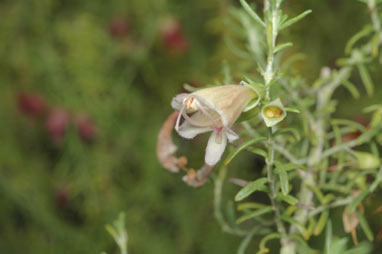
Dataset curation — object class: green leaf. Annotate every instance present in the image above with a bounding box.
[247,147,268,158]
[314,210,329,236]
[224,137,266,166]
[276,193,298,205]
[266,21,273,53]
[235,178,268,201]
[183,83,199,92]
[222,60,232,84]
[238,231,256,254]
[325,219,333,254]
[348,189,369,213]
[237,202,267,211]
[258,233,280,254]
[371,34,379,57]
[305,217,317,240]
[280,215,306,234]
[280,10,312,30]
[307,184,325,204]
[274,161,305,172]
[240,0,265,27]
[345,25,374,54]
[274,128,301,141]
[357,64,374,97]
[356,210,374,242]
[278,166,289,195]
[273,42,293,54]
[331,118,366,132]
[342,80,360,99]
[362,104,382,113]
[285,107,301,113]
[236,206,273,224]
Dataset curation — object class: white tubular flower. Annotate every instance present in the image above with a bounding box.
[171,85,257,166]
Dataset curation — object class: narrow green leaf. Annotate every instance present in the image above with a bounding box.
[278,167,289,195]
[266,21,273,53]
[225,137,266,166]
[280,215,306,234]
[276,193,298,205]
[237,202,267,211]
[238,231,256,254]
[305,217,317,240]
[280,10,312,30]
[348,189,369,213]
[342,80,360,99]
[273,42,293,54]
[331,118,366,132]
[356,210,374,241]
[371,33,379,57]
[105,225,118,240]
[285,107,301,113]
[256,249,270,254]
[314,210,329,235]
[235,178,268,201]
[357,64,374,97]
[258,233,280,253]
[274,162,305,172]
[362,104,382,113]
[325,219,333,254]
[323,194,335,204]
[222,60,232,84]
[183,83,199,92]
[240,0,265,27]
[274,128,301,141]
[247,147,268,158]
[345,25,374,54]
[307,184,325,204]
[236,206,273,224]
[283,205,298,216]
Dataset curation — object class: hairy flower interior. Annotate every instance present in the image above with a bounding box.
[175,95,222,132]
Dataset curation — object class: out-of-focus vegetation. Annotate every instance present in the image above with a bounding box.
[0,0,381,253]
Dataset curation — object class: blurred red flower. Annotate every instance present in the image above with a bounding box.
[45,109,70,144]
[161,19,188,54]
[76,115,96,142]
[17,92,45,118]
[109,17,130,38]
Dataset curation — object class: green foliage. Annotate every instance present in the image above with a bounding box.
[0,0,382,254]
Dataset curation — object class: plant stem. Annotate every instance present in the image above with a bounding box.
[262,1,295,253]
[264,0,280,99]
[266,128,291,253]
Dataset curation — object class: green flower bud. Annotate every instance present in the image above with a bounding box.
[261,98,287,127]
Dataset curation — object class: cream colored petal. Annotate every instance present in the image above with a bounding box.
[225,128,239,142]
[205,131,227,166]
[177,120,211,139]
[171,93,189,111]
[193,85,256,127]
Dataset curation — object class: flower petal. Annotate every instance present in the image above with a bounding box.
[177,120,211,139]
[225,128,239,142]
[171,93,189,111]
[205,131,227,166]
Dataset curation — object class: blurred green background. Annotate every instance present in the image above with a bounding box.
[0,0,381,253]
